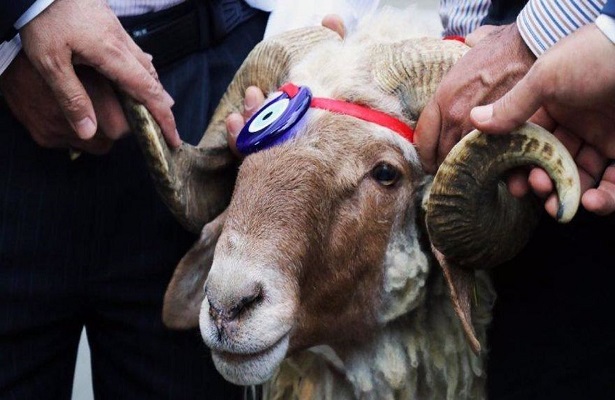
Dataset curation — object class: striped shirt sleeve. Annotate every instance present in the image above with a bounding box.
[517,0,606,56]
[440,0,492,37]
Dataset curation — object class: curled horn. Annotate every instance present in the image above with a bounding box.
[427,124,580,354]
[120,27,341,233]
[371,38,581,353]
[370,37,468,123]
[426,124,580,269]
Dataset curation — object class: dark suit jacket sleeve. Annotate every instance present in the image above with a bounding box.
[603,0,615,19]
[481,0,528,26]
[0,0,38,41]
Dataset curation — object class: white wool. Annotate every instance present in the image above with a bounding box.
[264,272,495,400]
[253,7,495,400]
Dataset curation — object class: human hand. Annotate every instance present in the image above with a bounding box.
[225,15,345,157]
[18,0,180,147]
[471,24,615,215]
[0,53,130,154]
[226,86,265,157]
[415,23,536,173]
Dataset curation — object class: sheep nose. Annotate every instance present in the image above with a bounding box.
[207,283,262,326]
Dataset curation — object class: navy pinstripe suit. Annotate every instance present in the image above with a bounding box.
[0,4,267,399]
[482,2,615,399]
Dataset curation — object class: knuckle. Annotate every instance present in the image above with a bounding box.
[102,37,125,61]
[36,53,67,76]
[145,75,163,97]
[60,92,90,115]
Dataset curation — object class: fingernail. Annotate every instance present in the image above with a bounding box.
[163,90,175,107]
[471,105,493,123]
[336,21,345,35]
[244,93,257,112]
[75,117,96,139]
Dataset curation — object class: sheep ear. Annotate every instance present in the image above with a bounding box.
[162,210,228,329]
[431,246,481,355]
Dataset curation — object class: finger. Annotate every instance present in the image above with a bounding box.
[470,68,544,134]
[436,122,463,168]
[528,168,553,198]
[78,67,130,140]
[69,133,114,155]
[575,143,609,186]
[527,108,556,132]
[34,53,97,140]
[243,86,265,120]
[582,164,615,215]
[543,193,560,219]
[321,14,346,38]
[94,89,131,141]
[506,170,530,198]
[415,100,442,174]
[552,127,583,157]
[122,30,159,80]
[80,41,180,147]
[226,113,244,158]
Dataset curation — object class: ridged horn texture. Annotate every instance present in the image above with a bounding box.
[426,123,581,269]
[120,27,341,233]
[370,38,468,122]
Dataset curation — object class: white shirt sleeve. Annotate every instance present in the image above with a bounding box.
[0,0,56,75]
[596,13,615,43]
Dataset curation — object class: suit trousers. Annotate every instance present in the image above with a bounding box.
[0,12,268,399]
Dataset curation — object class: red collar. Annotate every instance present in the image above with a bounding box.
[279,83,415,143]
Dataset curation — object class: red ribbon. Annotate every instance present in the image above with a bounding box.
[279,83,414,143]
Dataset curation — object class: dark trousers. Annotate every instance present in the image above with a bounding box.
[481,1,615,398]
[0,12,267,399]
[487,210,615,399]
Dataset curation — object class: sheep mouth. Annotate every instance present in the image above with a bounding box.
[211,333,290,385]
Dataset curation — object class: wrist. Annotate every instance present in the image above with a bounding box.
[507,22,536,66]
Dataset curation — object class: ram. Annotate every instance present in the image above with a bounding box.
[122,9,580,399]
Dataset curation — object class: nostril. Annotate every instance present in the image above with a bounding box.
[227,285,262,320]
[208,298,221,321]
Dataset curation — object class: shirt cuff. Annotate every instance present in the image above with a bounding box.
[15,0,56,29]
[0,0,56,75]
[0,34,22,75]
[517,0,605,57]
[596,13,615,43]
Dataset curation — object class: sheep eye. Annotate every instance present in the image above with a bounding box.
[371,163,400,186]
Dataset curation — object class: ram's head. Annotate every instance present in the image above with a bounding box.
[122,24,579,385]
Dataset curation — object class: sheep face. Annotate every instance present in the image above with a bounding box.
[199,111,428,385]
[121,17,581,392]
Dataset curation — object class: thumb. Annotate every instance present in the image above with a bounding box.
[38,57,97,140]
[470,70,544,134]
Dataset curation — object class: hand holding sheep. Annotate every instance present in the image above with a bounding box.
[416,22,615,216]
[471,24,615,216]
[0,0,179,154]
